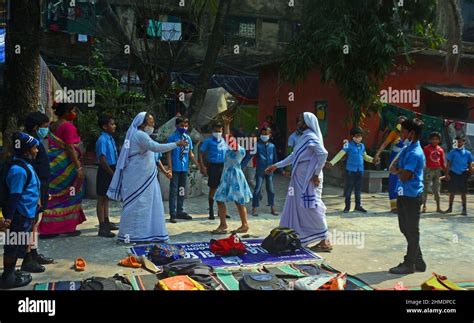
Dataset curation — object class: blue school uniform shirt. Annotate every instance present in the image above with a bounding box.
[343,140,366,172]
[396,141,425,198]
[200,136,226,164]
[167,131,193,172]
[242,141,279,176]
[6,158,41,219]
[96,132,118,166]
[447,147,473,175]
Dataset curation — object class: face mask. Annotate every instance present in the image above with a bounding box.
[65,112,77,121]
[37,127,49,140]
[260,135,270,142]
[213,132,222,140]
[144,126,154,135]
[177,127,188,135]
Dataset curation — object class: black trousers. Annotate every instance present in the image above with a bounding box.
[397,196,423,265]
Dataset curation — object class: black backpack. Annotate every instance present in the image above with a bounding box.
[239,273,287,291]
[261,227,301,253]
[0,158,32,208]
[162,258,214,287]
[79,276,132,291]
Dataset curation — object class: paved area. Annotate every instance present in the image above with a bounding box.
[2,175,473,290]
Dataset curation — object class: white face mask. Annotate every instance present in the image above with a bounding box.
[144,126,154,135]
[353,137,362,144]
[213,132,222,140]
[260,135,270,142]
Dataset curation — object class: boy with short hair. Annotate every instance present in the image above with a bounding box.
[242,127,282,217]
[167,117,200,223]
[23,112,54,267]
[445,136,473,216]
[1,133,42,288]
[326,127,379,213]
[199,122,227,220]
[95,115,119,237]
[389,118,426,275]
[422,132,447,213]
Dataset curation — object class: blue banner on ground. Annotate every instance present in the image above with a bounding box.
[131,239,322,268]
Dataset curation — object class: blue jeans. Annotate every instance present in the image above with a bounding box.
[169,171,187,217]
[252,174,275,208]
[344,170,363,208]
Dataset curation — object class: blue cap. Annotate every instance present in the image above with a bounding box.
[12,132,40,154]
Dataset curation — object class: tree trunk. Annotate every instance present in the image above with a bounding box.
[2,0,41,158]
[189,0,232,128]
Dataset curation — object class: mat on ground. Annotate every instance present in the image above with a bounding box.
[130,239,322,268]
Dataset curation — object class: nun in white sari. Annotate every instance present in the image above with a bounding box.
[266,112,332,251]
[108,112,187,243]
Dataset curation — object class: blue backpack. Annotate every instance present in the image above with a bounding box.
[147,243,186,265]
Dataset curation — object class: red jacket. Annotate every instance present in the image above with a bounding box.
[423,144,446,170]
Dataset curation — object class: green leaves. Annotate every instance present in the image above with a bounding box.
[281,0,438,125]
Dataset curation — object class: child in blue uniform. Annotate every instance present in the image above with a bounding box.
[445,136,473,216]
[1,133,41,289]
[326,127,379,213]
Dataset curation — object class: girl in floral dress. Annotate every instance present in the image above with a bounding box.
[212,116,252,234]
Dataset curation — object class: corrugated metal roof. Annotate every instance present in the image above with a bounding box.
[422,84,474,98]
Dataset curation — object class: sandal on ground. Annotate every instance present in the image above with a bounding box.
[271,211,279,216]
[310,242,333,253]
[74,258,86,271]
[211,228,228,235]
[231,227,249,234]
[118,256,142,268]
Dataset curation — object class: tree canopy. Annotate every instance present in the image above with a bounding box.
[281,0,443,125]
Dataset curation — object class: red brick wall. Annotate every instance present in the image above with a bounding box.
[258,54,474,155]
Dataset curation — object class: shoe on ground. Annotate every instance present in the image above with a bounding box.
[444,208,453,214]
[67,230,81,237]
[252,213,259,217]
[354,206,367,213]
[98,229,116,238]
[389,262,415,275]
[226,215,231,219]
[21,260,45,273]
[0,271,32,289]
[108,223,119,231]
[208,214,215,220]
[170,217,178,223]
[39,234,60,240]
[416,259,427,272]
[177,213,193,220]
[34,254,54,265]
[461,209,467,216]
[343,207,350,213]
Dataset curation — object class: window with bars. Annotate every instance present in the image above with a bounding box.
[224,16,256,47]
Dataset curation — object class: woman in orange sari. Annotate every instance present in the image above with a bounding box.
[38,103,86,238]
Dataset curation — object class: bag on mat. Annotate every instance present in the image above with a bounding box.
[210,234,247,256]
[294,272,347,291]
[261,227,301,253]
[421,272,466,291]
[156,275,206,291]
[162,258,214,287]
[147,243,185,265]
[79,276,132,291]
[239,273,287,291]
